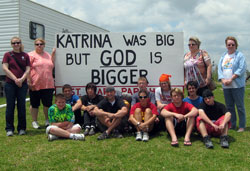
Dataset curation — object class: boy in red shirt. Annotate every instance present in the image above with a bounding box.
[161,88,198,147]
[129,89,158,142]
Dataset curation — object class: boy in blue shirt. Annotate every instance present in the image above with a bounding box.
[183,81,203,108]
[63,84,83,127]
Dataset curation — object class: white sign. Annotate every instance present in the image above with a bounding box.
[55,32,184,96]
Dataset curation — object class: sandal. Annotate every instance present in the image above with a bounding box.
[171,140,179,147]
[184,141,192,146]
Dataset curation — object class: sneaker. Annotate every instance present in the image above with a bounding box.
[89,127,95,136]
[97,131,109,140]
[142,132,149,142]
[45,120,50,127]
[84,128,90,136]
[112,129,123,138]
[220,135,229,148]
[18,130,26,135]
[203,135,213,149]
[48,134,58,141]
[6,131,14,136]
[72,134,85,141]
[135,131,142,141]
[32,121,40,129]
[237,128,244,132]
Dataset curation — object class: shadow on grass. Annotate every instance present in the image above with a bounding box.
[26,128,46,136]
[244,126,250,132]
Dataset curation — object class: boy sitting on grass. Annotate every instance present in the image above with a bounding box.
[197,89,231,149]
[46,93,84,141]
[129,89,158,142]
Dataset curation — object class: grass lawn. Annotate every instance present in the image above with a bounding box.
[0,85,250,170]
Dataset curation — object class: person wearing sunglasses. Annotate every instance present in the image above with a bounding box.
[161,88,198,147]
[2,37,30,136]
[131,77,156,106]
[197,89,231,149]
[184,37,212,96]
[28,38,56,129]
[218,36,246,133]
[129,89,158,141]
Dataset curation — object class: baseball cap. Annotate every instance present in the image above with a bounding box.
[105,86,115,92]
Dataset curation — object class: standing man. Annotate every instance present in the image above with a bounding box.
[131,77,155,106]
[161,88,198,147]
[197,89,231,149]
[62,84,83,126]
[93,86,128,140]
[81,82,104,136]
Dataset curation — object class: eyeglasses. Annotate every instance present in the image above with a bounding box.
[11,42,21,45]
[35,43,44,46]
[139,96,148,99]
[227,44,235,47]
[188,43,196,47]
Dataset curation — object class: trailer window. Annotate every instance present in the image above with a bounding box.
[29,21,45,40]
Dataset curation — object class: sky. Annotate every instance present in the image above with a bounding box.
[32,0,250,68]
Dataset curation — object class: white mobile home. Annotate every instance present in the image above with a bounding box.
[0,0,108,76]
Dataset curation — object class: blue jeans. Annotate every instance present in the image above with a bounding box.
[4,82,28,132]
[223,87,246,129]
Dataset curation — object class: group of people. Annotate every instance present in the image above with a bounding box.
[2,35,246,149]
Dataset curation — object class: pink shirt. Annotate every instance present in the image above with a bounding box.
[28,50,54,90]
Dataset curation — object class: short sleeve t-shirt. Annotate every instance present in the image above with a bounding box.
[81,94,104,106]
[48,104,74,123]
[97,96,125,113]
[155,87,172,104]
[183,96,203,109]
[222,53,237,88]
[66,94,79,106]
[199,101,228,121]
[28,50,54,90]
[130,101,158,116]
[164,102,194,115]
[2,51,30,84]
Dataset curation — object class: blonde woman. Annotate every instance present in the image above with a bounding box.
[2,37,30,136]
[184,37,212,96]
[28,38,56,129]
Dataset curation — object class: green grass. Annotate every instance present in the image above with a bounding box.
[0,85,250,170]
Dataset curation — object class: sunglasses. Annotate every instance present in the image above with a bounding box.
[188,43,196,47]
[35,43,44,46]
[139,95,148,99]
[227,44,235,47]
[11,42,21,45]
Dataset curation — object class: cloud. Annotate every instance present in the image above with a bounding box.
[32,0,250,67]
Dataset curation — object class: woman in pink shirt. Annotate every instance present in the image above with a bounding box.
[28,38,55,129]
